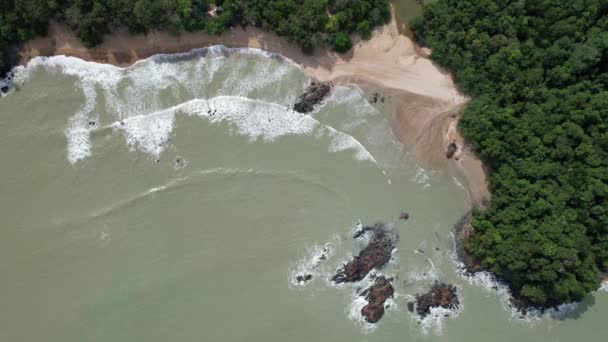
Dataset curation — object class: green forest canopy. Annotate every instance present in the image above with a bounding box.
[0,0,390,75]
[414,0,608,306]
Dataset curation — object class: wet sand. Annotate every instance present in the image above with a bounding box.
[18,13,489,206]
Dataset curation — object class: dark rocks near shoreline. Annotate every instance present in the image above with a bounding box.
[333,224,397,283]
[409,282,460,317]
[293,82,331,113]
[452,211,558,315]
[446,141,458,159]
[0,85,9,94]
[369,92,387,104]
[399,211,410,220]
[360,276,394,323]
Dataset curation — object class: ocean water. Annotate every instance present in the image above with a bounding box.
[1,48,607,341]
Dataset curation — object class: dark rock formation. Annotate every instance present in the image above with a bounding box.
[399,212,410,220]
[446,141,458,159]
[370,92,380,103]
[296,274,313,284]
[409,282,460,317]
[353,225,373,239]
[360,276,394,323]
[0,85,8,94]
[333,225,397,283]
[293,82,331,113]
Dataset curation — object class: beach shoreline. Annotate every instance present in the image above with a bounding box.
[16,12,489,206]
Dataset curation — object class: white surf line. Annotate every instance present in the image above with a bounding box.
[11,51,396,186]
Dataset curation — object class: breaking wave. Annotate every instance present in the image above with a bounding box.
[10,47,377,165]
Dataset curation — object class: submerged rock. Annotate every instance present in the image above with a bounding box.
[410,282,460,317]
[293,82,331,113]
[296,274,313,284]
[333,224,397,283]
[360,276,394,323]
[399,212,410,220]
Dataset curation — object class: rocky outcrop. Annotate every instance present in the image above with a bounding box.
[333,225,396,283]
[295,274,313,284]
[409,282,460,317]
[293,82,331,113]
[360,276,394,323]
[446,141,458,159]
[399,212,410,220]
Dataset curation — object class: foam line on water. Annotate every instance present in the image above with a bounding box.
[93,166,330,219]
[289,234,341,288]
[107,96,377,164]
[12,52,378,165]
[416,304,463,335]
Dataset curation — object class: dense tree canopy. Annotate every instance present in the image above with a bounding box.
[0,0,390,75]
[414,0,608,306]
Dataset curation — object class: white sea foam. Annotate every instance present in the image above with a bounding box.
[412,165,431,186]
[407,260,440,282]
[347,292,378,333]
[12,49,376,165]
[15,56,124,162]
[112,106,176,157]
[600,280,608,292]
[289,235,340,288]
[417,304,462,335]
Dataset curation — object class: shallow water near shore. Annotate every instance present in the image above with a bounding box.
[1,49,607,341]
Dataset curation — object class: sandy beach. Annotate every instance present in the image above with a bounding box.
[18,14,489,206]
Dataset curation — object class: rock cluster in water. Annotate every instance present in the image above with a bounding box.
[293,82,331,113]
[333,224,396,283]
[408,282,460,317]
[360,276,394,323]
